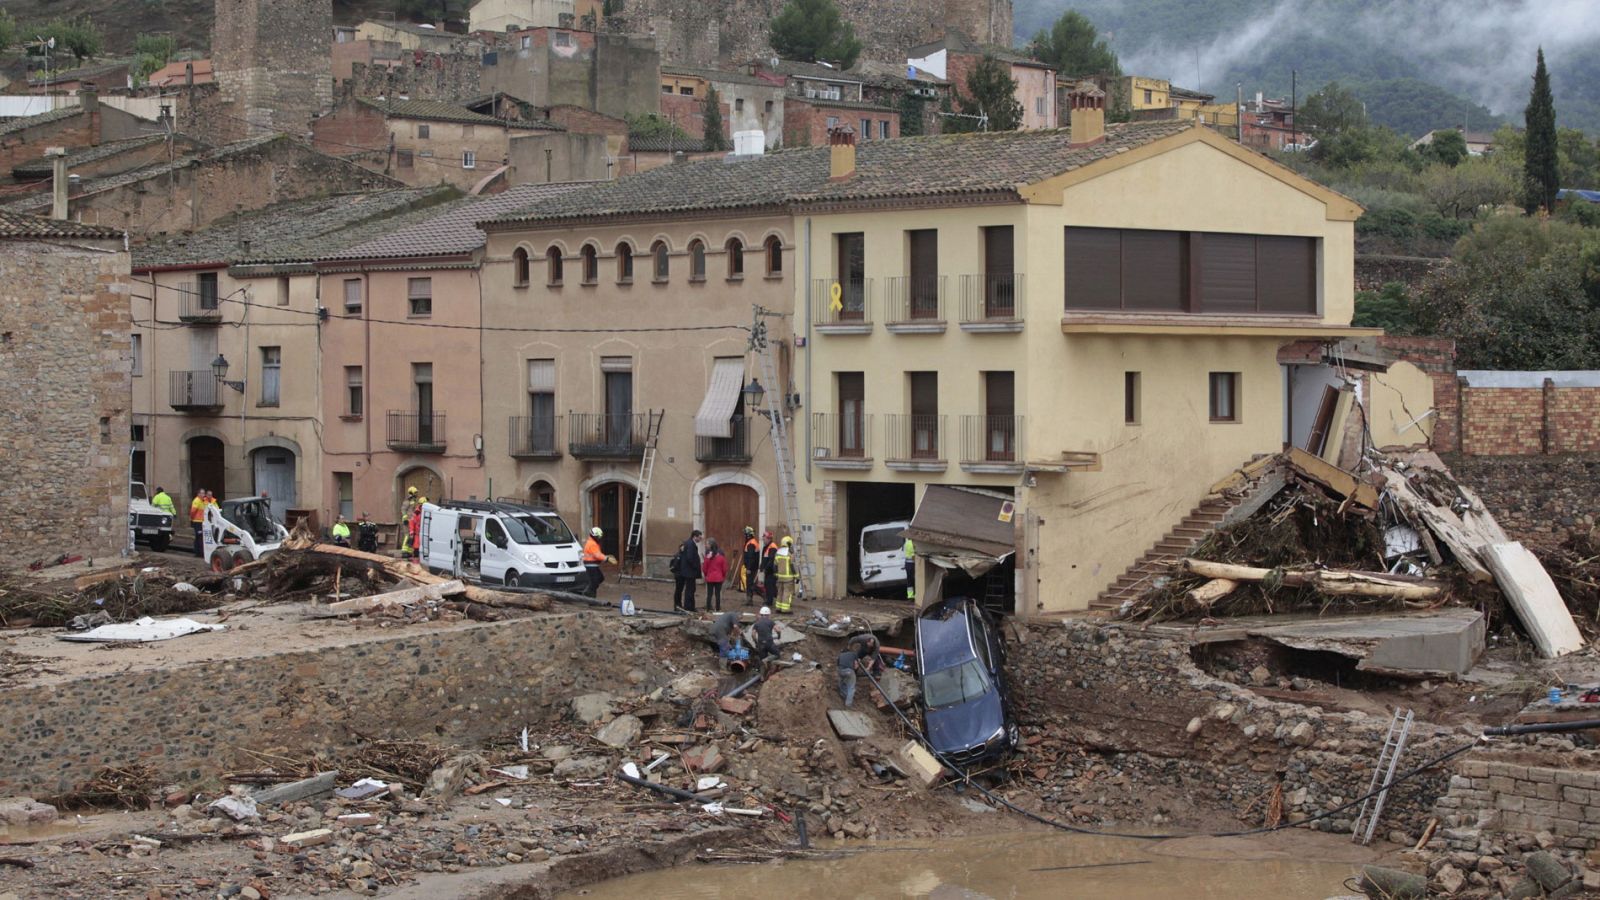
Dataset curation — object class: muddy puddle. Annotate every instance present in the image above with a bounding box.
[560,830,1377,900]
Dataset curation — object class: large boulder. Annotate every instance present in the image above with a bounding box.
[0,797,56,827]
[569,692,617,724]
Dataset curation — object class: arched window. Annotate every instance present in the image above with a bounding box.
[581,245,598,284]
[513,247,530,287]
[651,240,669,282]
[530,479,556,508]
[726,238,744,280]
[688,239,706,281]
[616,242,634,283]
[764,235,783,276]
[546,247,563,285]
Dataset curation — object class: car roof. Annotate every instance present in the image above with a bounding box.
[917,600,978,667]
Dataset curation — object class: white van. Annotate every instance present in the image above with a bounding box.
[419,500,585,589]
[859,519,912,591]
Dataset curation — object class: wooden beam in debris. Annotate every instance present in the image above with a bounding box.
[1181,559,1444,601]
[1286,447,1379,510]
[322,580,465,615]
[1380,472,1492,582]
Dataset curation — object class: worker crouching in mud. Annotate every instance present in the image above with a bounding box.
[836,632,883,708]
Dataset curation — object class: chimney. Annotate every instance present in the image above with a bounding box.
[46,147,68,220]
[184,61,194,87]
[828,125,856,181]
[1067,85,1106,148]
[79,85,98,115]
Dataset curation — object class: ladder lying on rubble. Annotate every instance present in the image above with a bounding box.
[624,410,664,570]
[751,306,809,601]
[1352,707,1414,845]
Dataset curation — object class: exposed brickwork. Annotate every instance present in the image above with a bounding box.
[0,101,151,177]
[0,236,131,564]
[783,98,899,148]
[1460,387,1542,456]
[1443,454,1600,545]
[541,105,628,135]
[658,92,730,141]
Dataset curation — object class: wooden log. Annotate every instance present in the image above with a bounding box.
[1181,559,1309,585]
[251,771,338,806]
[1186,578,1240,606]
[286,545,550,610]
[324,580,464,614]
[1181,559,1444,600]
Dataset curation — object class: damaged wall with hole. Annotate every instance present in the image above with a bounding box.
[0,611,622,796]
[1013,622,1460,837]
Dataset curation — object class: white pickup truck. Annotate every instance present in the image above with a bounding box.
[128,482,174,552]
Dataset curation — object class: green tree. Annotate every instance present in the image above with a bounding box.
[1557,128,1600,190]
[31,17,103,62]
[0,9,17,52]
[625,113,690,142]
[949,54,1022,133]
[701,85,729,151]
[131,33,175,85]
[1352,282,1417,333]
[897,92,925,137]
[1030,10,1119,77]
[768,0,861,68]
[1419,159,1516,219]
[1424,129,1467,167]
[1299,82,1368,137]
[1523,48,1559,214]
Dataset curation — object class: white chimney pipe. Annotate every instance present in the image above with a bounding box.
[46,147,68,220]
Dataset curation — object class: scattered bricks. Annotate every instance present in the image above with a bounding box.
[716,697,754,716]
[336,813,379,827]
[280,828,334,849]
[1526,850,1573,892]
[681,744,724,774]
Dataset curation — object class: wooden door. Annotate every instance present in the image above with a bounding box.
[1305,385,1341,456]
[188,436,225,499]
[702,483,758,557]
[588,482,636,560]
[400,468,443,515]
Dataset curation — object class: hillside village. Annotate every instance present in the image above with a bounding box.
[1,0,1600,898]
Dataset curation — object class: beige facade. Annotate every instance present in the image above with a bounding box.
[797,126,1370,613]
[479,215,795,574]
[1014,63,1058,130]
[469,0,576,33]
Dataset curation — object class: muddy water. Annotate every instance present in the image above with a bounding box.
[560,831,1372,900]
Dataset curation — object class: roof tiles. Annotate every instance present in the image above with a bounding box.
[327,181,595,262]
[0,209,123,239]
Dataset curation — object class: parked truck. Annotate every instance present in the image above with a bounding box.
[203,496,288,572]
[128,482,174,552]
[418,500,585,589]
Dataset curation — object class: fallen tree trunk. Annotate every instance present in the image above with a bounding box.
[1186,578,1239,606]
[1181,559,1445,601]
[324,580,464,615]
[290,544,550,610]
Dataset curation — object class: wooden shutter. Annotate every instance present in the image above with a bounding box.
[1120,229,1185,311]
[1200,232,1258,312]
[1256,236,1316,314]
[1063,227,1122,309]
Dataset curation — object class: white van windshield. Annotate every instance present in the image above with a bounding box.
[504,514,575,546]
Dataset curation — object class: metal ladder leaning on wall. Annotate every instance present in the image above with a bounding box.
[1352,707,1414,844]
[624,411,664,571]
[751,306,809,601]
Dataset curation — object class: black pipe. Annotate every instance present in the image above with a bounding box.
[724,672,763,699]
[794,809,810,849]
[1483,718,1600,737]
[615,772,702,803]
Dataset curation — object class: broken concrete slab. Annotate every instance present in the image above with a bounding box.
[1483,542,1584,658]
[552,755,609,779]
[0,797,56,826]
[594,714,643,749]
[569,692,617,724]
[1245,609,1487,677]
[250,770,337,806]
[716,696,753,716]
[58,615,226,643]
[280,828,334,849]
[827,709,876,740]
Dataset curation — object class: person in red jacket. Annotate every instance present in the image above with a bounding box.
[702,539,728,612]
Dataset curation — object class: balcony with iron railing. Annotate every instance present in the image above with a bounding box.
[387,411,447,452]
[568,412,648,459]
[884,414,947,471]
[508,415,563,459]
[810,412,873,470]
[695,417,752,464]
[177,281,223,323]
[884,275,947,333]
[811,277,874,334]
[960,414,1025,473]
[169,370,223,413]
[959,273,1025,332]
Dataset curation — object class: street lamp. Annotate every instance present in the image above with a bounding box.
[211,354,245,393]
[742,377,766,415]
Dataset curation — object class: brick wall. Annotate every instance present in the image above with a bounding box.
[783,98,899,147]
[0,237,131,564]
[1457,382,1600,457]
[1377,336,1459,452]
[541,105,627,135]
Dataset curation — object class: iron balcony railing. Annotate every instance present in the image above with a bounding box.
[810,277,873,328]
[169,370,222,411]
[959,273,1025,325]
[508,415,563,458]
[695,416,752,464]
[960,414,1024,465]
[884,413,946,463]
[178,281,222,323]
[568,412,648,458]
[885,275,946,324]
[387,411,446,451]
[811,412,872,460]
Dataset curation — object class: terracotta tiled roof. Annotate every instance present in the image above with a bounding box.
[359,98,560,130]
[0,209,123,239]
[4,134,293,214]
[625,134,715,153]
[326,182,595,261]
[492,120,1197,225]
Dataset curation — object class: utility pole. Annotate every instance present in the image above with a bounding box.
[1290,69,1298,150]
[1236,82,1243,143]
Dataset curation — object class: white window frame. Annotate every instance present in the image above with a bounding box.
[462,149,477,169]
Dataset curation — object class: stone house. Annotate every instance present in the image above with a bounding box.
[312,97,564,191]
[129,188,453,545]
[313,182,591,536]
[783,97,899,147]
[354,20,475,54]
[0,211,132,562]
[662,65,784,148]
[480,27,660,122]
[0,91,154,177]
[476,175,797,574]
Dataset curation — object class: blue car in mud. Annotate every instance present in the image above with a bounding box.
[914,596,1020,766]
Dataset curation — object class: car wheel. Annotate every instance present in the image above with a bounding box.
[149,534,170,553]
[209,549,235,573]
[1006,722,1020,749]
[505,569,520,587]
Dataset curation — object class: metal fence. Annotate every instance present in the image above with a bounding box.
[695,417,752,463]
[885,275,945,323]
[811,412,872,459]
[169,370,221,409]
[569,412,648,458]
[178,281,222,322]
[959,273,1024,324]
[884,413,945,462]
[508,415,563,458]
[810,278,874,327]
[960,414,1023,464]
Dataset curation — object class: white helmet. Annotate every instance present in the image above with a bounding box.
[759,606,771,616]
[590,527,603,537]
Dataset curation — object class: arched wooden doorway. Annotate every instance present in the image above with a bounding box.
[701,483,758,556]
[398,467,444,518]
[588,481,636,561]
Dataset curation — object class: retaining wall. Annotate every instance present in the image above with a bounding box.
[1435,753,1600,851]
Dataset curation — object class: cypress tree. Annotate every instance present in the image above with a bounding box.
[1523,48,1559,214]
[702,86,729,151]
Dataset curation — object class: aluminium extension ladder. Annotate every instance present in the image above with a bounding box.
[753,309,809,600]
[624,410,664,569]
[1352,707,1414,844]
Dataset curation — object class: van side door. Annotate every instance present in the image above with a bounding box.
[480,516,512,584]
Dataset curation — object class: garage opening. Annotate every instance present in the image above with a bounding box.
[844,481,914,596]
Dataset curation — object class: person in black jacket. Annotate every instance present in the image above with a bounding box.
[741,526,761,606]
[672,530,703,612]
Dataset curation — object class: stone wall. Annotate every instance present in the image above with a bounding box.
[0,612,629,796]
[211,0,334,137]
[346,52,484,104]
[1443,454,1600,544]
[1355,254,1446,292]
[0,237,132,564]
[1434,752,1600,851]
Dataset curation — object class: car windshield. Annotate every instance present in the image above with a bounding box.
[131,484,148,501]
[922,659,991,709]
[862,527,903,553]
[504,514,575,546]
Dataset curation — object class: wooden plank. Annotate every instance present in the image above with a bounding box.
[74,567,140,590]
[1381,471,1492,582]
[1482,542,1584,658]
[323,580,464,614]
[251,771,338,806]
[1286,447,1378,509]
[1208,453,1279,494]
